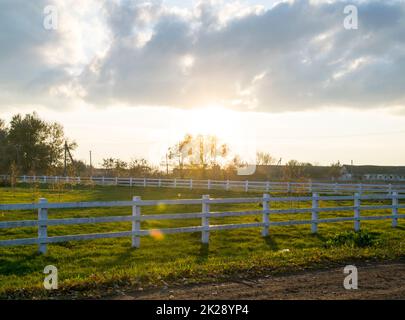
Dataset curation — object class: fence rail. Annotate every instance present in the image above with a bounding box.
[0,192,404,254]
[1,174,405,194]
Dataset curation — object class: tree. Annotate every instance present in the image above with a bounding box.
[6,112,75,174]
[101,158,115,176]
[0,119,9,171]
[129,158,153,177]
[168,134,228,178]
[283,160,303,181]
[329,161,343,180]
[256,152,276,165]
[114,159,128,177]
[167,134,193,178]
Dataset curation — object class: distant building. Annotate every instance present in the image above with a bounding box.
[340,165,405,182]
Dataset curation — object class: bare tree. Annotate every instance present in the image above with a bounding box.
[256,152,276,165]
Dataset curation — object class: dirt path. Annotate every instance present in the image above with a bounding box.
[112,262,405,300]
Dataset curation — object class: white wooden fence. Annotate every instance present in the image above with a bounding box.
[0,193,404,254]
[2,174,405,194]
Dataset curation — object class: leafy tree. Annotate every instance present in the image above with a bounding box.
[101,158,115,176]
[329,161,343,180]
[129,158,153,177]
[114,159,128,177]
[5,112,75,174]
[283,160,304,180]
[0,119,10,171]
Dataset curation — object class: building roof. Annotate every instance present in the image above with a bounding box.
[342,165,405,175]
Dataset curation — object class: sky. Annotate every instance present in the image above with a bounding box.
[1,0,405,167]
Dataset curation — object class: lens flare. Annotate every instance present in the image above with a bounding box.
[150,229,164,240]
[157,202,166,212]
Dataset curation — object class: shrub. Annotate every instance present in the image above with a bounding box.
[325,230,379,248]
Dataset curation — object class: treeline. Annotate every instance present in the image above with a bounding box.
[98,135,343,181]
[1,112,343,181]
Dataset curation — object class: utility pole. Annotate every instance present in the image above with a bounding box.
[63,141,76,177]
[64,141,67,176]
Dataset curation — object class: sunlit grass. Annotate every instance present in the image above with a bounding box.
[0,184,404,299]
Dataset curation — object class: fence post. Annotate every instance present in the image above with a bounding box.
[143,177,147,187]
[208,179,211,190]
[102,176,105,185]
[262,194,270,237]
[202,195,210,244]
[358,183,362,194]
[38,198,48,254]
[130,177,133,187]
[334,183,338,193]
[287,182,291,193]
[190,179,193,190]
[226,180,230,191]
[132,196,141,248]
[245,180,249,192]
[392,191,398,228]
[174,178,177,188]
[354,193,361,232]
[309,181,313,193]
[158,178,162,187]
[266,181,270,192]
[311,193,318,234]
[389,184,392,194]
[23,175,27,183]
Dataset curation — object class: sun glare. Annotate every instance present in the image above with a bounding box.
[185,105,237,137]
[168,105,257,162]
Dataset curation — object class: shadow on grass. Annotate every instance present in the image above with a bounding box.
[311,233,327,242]
[0,252,50,276]
[195,244,209,263]
[264,236,279,251]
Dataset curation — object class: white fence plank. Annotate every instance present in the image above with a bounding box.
[6,174,405,195]
[0,191,403,253]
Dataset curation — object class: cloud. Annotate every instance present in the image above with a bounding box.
[1,0,405,113]
[0,0,106,111]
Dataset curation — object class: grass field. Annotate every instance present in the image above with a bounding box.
[0,183,404,299]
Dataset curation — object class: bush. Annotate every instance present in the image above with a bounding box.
[0,176,10,187]
[325,230,378,248]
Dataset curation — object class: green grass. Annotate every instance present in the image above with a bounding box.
[0,183,404,299]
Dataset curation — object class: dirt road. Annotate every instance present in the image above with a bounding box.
[112,262,405,300]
